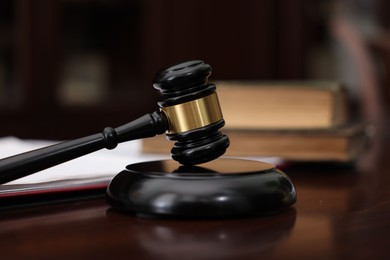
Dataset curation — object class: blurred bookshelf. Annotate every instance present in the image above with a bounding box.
[1,0,158,139]
[1,0,388,140]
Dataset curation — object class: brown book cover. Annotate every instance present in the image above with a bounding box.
[214,81,348,129]
[142,123,367,162]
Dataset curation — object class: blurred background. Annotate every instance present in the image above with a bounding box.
[0,0,389,140]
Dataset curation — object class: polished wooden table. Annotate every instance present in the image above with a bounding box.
[1,134,389,259]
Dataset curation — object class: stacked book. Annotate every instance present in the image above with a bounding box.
[142,81,367,162]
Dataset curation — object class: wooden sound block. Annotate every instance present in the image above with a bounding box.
[106,158,296,218]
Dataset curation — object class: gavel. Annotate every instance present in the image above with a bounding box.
[0,60,230,184]
[0,60,296,217]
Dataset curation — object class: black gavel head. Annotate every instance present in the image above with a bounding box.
[153,60,230,165]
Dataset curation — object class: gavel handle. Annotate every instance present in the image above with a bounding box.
[0,111,167,184]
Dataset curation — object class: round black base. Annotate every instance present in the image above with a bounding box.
[106,158,296,218]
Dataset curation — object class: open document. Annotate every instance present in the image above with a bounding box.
[0,137,169,199]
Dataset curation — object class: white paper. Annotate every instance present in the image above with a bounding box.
[0,136,169,185]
